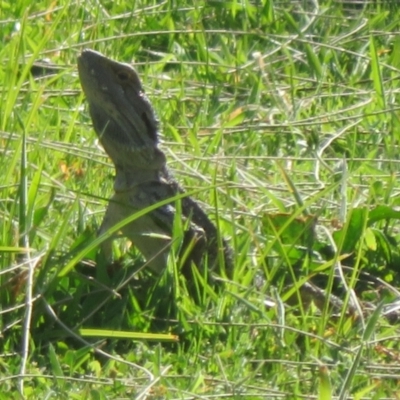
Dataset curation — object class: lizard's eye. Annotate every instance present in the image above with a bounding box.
[117,71,129,81]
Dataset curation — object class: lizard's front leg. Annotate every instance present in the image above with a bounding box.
[97,189,175,274]
[120,185,207,276]
[98,185,208,278]
[98,192,131,262]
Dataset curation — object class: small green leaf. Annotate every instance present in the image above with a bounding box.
[318,364,332,400]
[364,228,377,251]
[79,329,179,342]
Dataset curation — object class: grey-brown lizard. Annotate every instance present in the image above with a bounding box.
[77,49,232,280]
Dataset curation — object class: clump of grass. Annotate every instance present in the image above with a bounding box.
[1,0,400,398]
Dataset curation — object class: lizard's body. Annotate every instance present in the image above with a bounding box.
[77,49,232,278]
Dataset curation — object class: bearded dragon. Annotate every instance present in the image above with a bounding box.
[77,49,232,280]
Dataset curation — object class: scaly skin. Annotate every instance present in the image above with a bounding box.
[77,49,232,278]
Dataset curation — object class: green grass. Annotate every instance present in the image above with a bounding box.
[2,0,400,398]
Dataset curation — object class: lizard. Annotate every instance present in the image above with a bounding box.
[76,50,400,322]
[77,49,233,281]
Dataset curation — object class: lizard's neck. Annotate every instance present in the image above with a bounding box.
[113,165,168,192]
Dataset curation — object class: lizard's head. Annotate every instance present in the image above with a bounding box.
[78,49,164,170]
[78,50,160,147]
